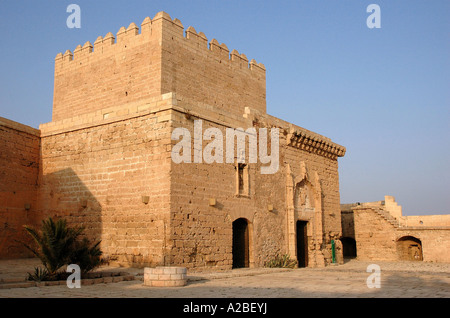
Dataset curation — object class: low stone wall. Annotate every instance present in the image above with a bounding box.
[0,271,135,289]
[144,266,187,287]
[353,206,450,263]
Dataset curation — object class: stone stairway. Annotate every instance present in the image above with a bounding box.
[373,207,401,228]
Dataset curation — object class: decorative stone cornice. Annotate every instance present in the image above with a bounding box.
[286,128,346,160]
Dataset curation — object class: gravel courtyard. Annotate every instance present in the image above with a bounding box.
[0,258,448,298]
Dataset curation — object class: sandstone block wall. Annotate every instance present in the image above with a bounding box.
[52,16,163,122]
[352,206,450,263]
[38,95,174,267]
[167,102,284,269]
[284,139,343,266]
[340,210,355,239]
[353,207,398,261]
[0,11,347,269]
[167,95,345,269]
[396,228,450,263]
[53,12,266,122]
[401,215,450,227]
[267,112,345,266]
[0,118,40,258]
[159,13,266,117]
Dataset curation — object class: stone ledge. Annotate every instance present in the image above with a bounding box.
[0,116,41,137]
[0,272,135,289]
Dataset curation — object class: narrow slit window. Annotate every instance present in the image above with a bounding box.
[236,163,249,196]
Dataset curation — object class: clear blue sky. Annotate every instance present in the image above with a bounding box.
[0,1,449,215]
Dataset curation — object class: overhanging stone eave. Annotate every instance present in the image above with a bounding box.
[286,129,346,160]
[241,110,346,160]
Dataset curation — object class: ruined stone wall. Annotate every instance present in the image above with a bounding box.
[0,118,40,258]
[396,228,450,263]
[353,207,398,261]
[353,206,450,263]
[38,96,173,267]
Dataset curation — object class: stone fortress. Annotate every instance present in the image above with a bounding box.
[0,11,448,269]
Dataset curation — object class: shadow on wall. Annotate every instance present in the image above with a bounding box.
[35,167,102,252]
[0,207,35,258]
[0,129,39,258]
[1,167,102,259]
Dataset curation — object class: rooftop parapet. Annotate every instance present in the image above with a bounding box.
[54,11,265,73]
[52,11,267,122]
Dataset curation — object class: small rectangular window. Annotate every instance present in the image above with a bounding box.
[236,163,249,197]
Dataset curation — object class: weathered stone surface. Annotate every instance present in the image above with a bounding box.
[341,196,450,263]
[143,266,187,287]
[0,11,351,270]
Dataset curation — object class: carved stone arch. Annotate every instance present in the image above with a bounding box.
[294,178,316,211]
[294,163,322,210]
[286,162,325,267]
[397,236,423,261]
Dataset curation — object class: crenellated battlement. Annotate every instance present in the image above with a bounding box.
[52,11,267,122]
[54,11,265,73]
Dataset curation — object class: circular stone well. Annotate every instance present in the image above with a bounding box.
[143,266,187,287]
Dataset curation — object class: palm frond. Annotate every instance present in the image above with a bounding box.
[22,216,103,278]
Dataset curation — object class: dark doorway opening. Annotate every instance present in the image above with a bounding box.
[341,237,357,258]
[296,221,308,267]
[232,218,249,268]
[397,236,423,261]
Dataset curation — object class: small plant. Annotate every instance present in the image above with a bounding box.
[265,254,297,269]
[70,238,103,275]
[23,217,102,280]
[27,266,50,282]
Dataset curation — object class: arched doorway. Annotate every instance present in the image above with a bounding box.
[397,236,423,261]
[232,218,250,268]
[296,221,308,267]
[341,237,357,258]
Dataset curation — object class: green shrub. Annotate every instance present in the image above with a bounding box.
[27,266,49,282]
[264,254,297,269]
[23,217,102,280]
[69,237,103,275]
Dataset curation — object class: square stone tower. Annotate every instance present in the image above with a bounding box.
[3,11,346,269]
